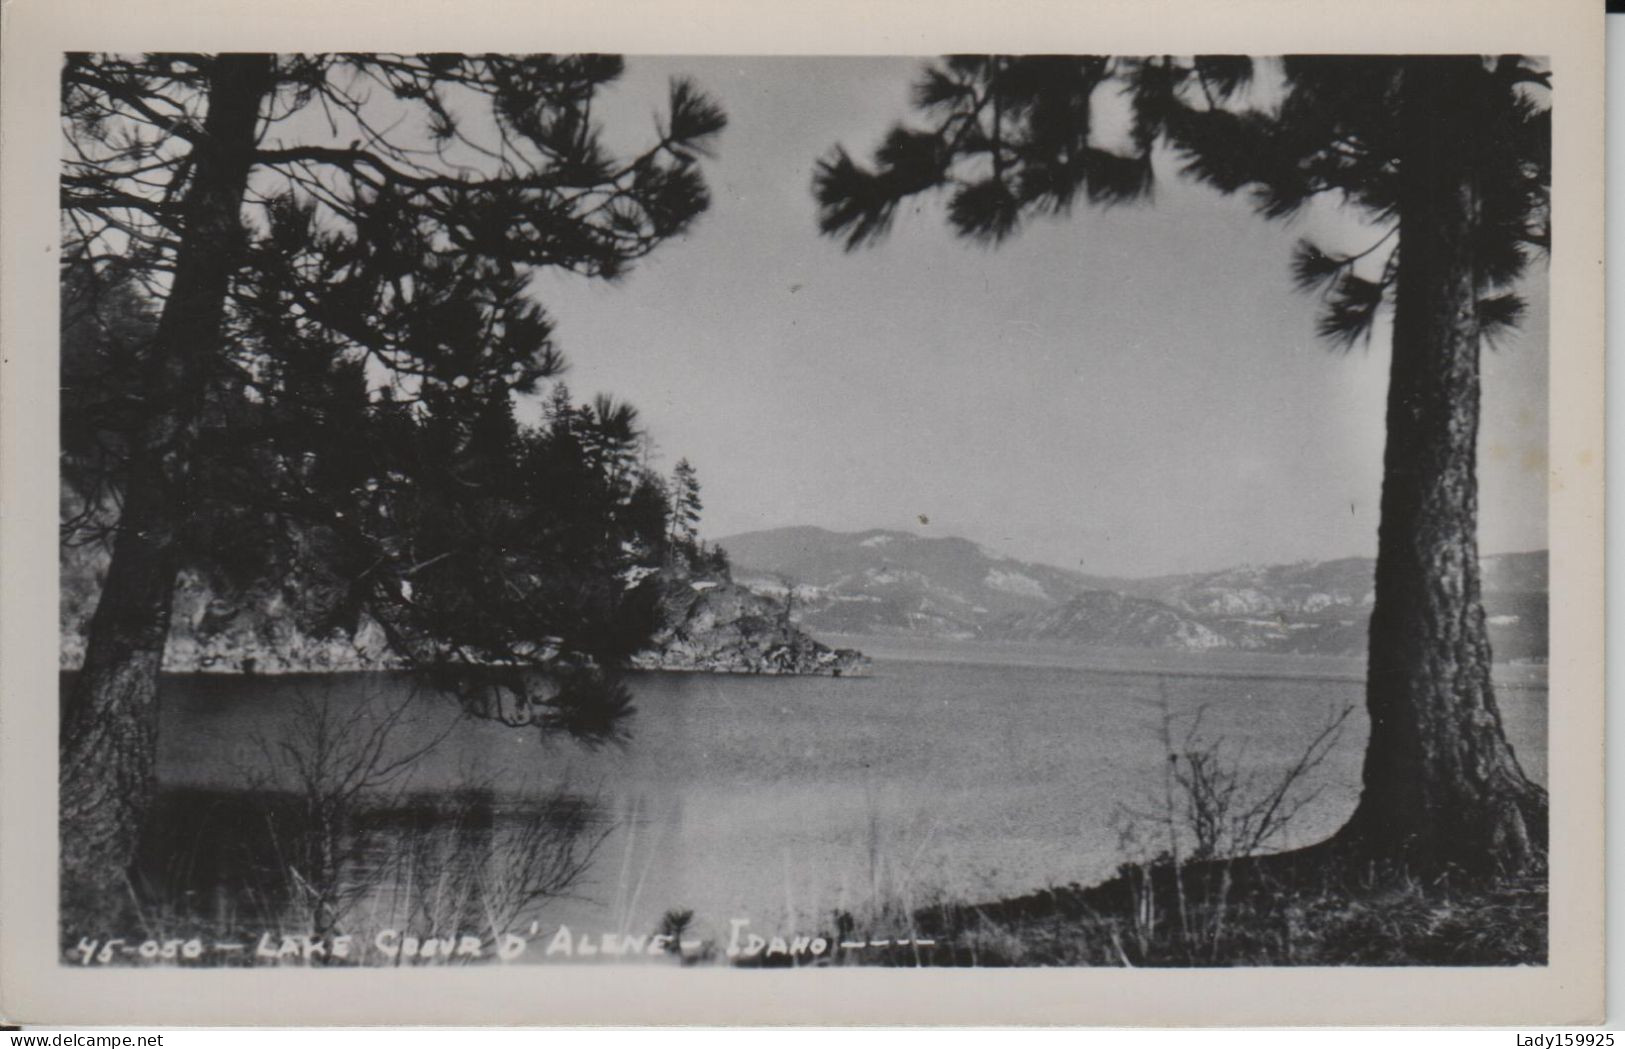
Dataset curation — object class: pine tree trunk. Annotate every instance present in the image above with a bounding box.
[1336,57,1546,874]
[60,55,273,916]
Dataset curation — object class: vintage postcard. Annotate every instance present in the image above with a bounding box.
[0,0,1605,1027]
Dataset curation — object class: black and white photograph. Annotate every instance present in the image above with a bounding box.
[0,0,1606,1028]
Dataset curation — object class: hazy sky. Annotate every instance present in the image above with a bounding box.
[527,57,1549,577]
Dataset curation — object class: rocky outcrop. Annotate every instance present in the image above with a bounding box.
[59,552,405,674]
[59,541,866,677]
[628,572,869,676]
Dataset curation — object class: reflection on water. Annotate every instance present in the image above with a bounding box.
[132,784,606,961]
[88,676,623,965]
[64,646,1548,966]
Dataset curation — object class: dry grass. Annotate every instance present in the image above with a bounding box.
[910,865,1547,967]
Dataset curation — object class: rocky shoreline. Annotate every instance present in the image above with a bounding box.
[59,551,868,679]
[630,571,868,677]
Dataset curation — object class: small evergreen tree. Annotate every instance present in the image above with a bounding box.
[669,457,703,555]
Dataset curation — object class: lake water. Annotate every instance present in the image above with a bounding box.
[107,641,1547,958]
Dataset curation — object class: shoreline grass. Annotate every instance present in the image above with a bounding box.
[905,855,1547,967]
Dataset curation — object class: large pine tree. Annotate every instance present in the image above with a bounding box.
[60,53,726,906]
[815,55,1549,874]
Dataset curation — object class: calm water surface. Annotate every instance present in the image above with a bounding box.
[119,641,1548,951]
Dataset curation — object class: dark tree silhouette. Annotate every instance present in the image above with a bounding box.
[59,53,725,906]
[815,55,1548,874]
[670,457,703,551]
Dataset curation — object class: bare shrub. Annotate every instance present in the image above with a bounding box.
[230,679,607,962]
[237,680,457,939]
[1111,678,1353,963]
[366,787,609,963]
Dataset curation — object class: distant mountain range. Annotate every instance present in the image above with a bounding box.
[719,526,1547,662]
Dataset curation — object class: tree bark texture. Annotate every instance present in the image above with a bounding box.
[1338,57,1546,874]
[60,55,273,917]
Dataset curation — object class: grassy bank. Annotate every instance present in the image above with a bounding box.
[901,855,1547,967]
